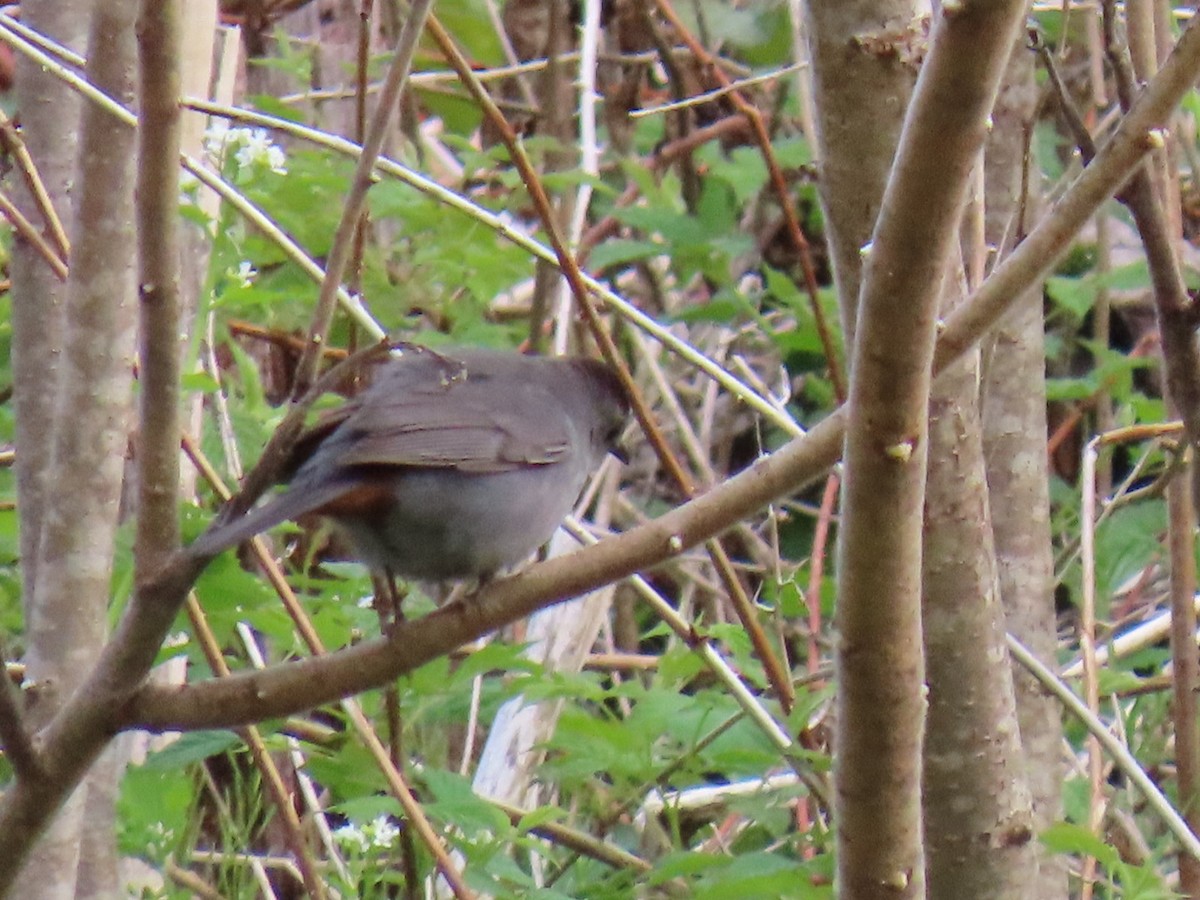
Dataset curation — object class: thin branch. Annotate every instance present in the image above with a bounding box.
[0,636,41,781]
[135,0,184,566]
[0,187,68,280]
[0,109,70,259]
[937,4,1200,368]
[183,595,329,900]
[7,2,1200,888]
[292,0,434,394]
[196,340,392,530]
[181,98,792,432]
[130,410,846,734]
[186,431,474,899]
[0,14,386,339]
[1100,6,1200,886]
[1007,633,1200,861]
[423,13,797,712]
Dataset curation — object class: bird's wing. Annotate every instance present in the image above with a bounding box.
[313,377,573,474]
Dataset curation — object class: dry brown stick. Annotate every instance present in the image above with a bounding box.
[1100,5,1200,889]
[805,474,838,680]
[183,594,329,900]
[0,187,67,281]
[164,858,228,900]
[12,12,1200,876]
[492,796,651,872]
[0,109,70,259]
[292,0,433,395]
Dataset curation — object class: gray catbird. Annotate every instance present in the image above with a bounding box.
[190,348,629,579]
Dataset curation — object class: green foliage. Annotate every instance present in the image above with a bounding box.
[1041,824,1174,898]
[5,0,1197,895]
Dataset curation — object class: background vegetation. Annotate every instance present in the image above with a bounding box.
[0,1,1199,898]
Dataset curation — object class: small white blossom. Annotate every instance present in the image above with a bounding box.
[737,273,763,296]
[228,261,257,288]
[233,128,288,174]
[202,120,231,162]
[204,123,287,175]
[332,823,369,853]
[367,815,400,849]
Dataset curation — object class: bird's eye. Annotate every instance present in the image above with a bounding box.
[604,423,628,462]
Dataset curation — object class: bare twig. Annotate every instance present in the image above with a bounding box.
[424,15,797,712]
[0,109,70,259]
[183,594,329,899]
[183,436,475,899]
[0,187,68,280]
[1008,633,1200,861]
[1100,5,1200,888]
[0,636,40,781]
[292,0,434,394]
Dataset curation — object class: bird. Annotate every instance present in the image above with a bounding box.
[189,347,629,580]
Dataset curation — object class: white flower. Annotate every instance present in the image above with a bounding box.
[228,261,257,288]
[332,823,369,853]
[233,128,288,175]
[265,145,287,175]
[367,815,400,849]
[737,273,763,296]
[202,120,231,162]
[203,123,287,175]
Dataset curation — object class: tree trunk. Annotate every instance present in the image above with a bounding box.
[802,0,922,343]
[923,288,1037,897]
[12,5,138,895]
[830,3,1029,895]
[980,35,1067,900]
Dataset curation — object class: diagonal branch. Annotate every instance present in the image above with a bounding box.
[291,0,434,394]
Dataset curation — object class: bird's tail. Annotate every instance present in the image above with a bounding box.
[187,480,349,560]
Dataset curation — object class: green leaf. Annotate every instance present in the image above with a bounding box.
[141,730,241,770]
[421,769,511,835]
[118,762,194,858]
[649,850,730,883]
[1094,259,1150,290]
[1039,822,1120,869]
[1045,274,1096,320]
[1045,375,1097,401]
[694,851,818,899]
[588,238,664,270]
[182,371,221,394]
[516,804,564,832]
[331,795,403,823]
